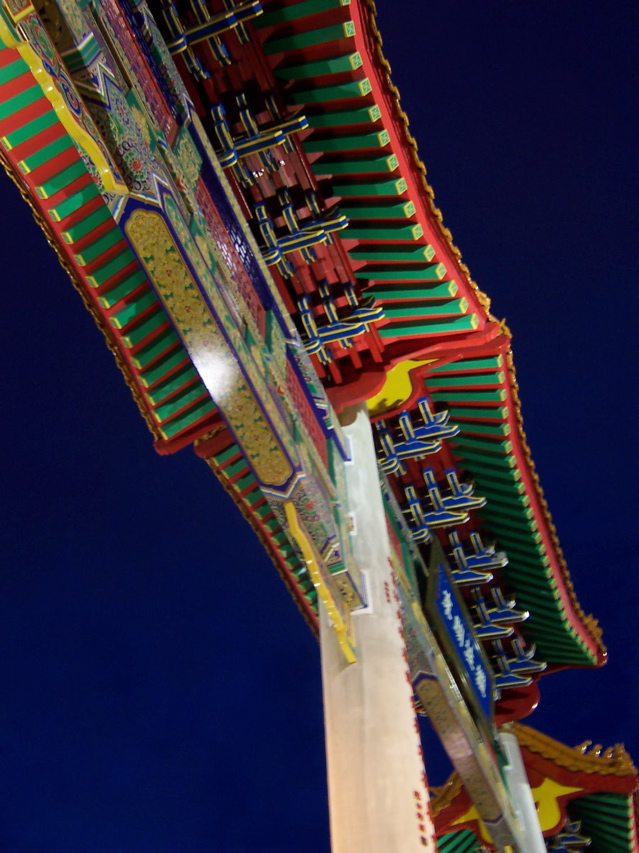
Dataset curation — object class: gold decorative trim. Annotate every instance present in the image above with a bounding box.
[362,0,492,316]
[284,499,356,663]
[429,773,464,817]
[0,5,123,193]
[204,453,320,636]
[361,0,605,662]
[514,723,636,777]
[193,425,226,446]
[503,347,607,661]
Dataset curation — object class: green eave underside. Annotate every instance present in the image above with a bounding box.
[570,793,637,853]
[0,49,217,445]
[428,355,597,666]
[436,829,482,853]
[70,205,218,442]
[257,12,479,330]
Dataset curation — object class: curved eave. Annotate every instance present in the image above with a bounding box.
[432,724,638,843]
[423,335,606,668]
[356,0,492,317]
[514,723,638,787]
[255,0,493,342]
[252,0,604,668]
[0,42,221,449]
[499,345,607,667]
[433,794,639,853]
[0,34,327,627]
[517,722,639,853]
[570,792,639,853]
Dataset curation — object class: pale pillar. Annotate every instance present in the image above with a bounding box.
[499,729,546,853]
[320,405,436,853]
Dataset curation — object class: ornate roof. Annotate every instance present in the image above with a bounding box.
[432,724,638,849]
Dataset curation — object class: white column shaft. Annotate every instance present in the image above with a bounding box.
[320,406,436,853]
[499,731,546,853]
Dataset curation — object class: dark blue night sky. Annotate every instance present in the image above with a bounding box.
[1,2,638,850]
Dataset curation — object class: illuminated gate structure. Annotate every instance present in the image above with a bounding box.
[0,0,636,849]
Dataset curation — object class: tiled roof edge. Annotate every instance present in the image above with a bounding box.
[361,0,493,318]
[514,722,637,781]
[503,342,607,662]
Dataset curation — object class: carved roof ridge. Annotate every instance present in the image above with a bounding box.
[514,723,637,778]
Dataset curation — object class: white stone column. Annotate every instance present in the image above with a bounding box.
[499,730,546,853]
[320,405,436,853]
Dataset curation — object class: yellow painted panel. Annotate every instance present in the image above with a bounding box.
[0,3,124,194]
[285,500,356,664]
[367,357,436,416]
